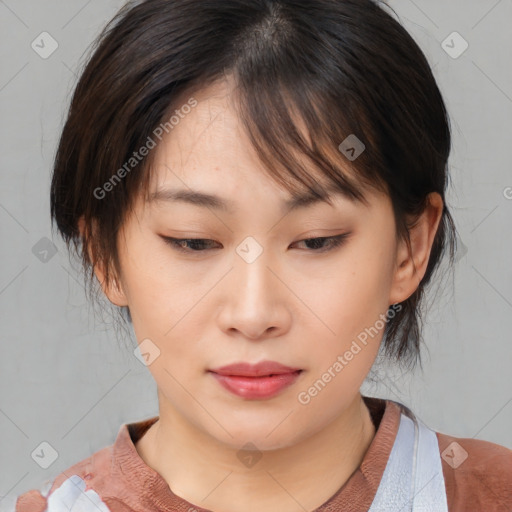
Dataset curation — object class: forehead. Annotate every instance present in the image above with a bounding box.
[143,78,373,214]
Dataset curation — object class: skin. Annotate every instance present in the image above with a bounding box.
[80,77,443,512]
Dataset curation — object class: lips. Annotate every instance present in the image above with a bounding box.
[209,360,301,377]
[208,361,303,400]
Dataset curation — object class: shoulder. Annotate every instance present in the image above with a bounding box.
[436,431,512,511]
[12,416,158,512]
[14,444,129,512]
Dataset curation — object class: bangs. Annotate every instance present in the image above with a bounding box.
[234,77,380,208]
[138,72,385,215]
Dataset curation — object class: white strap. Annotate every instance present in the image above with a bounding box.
[369,407,448,512]
[45,475,111,512]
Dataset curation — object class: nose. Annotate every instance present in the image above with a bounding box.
[216,239,291,341]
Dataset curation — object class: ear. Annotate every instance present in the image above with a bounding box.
[77,216,128,307]
[388,192,444,305]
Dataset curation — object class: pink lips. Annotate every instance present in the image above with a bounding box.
[209,361,302,400]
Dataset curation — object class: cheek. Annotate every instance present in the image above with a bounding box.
[307,240,395,369]
[117,234,180,322]
[121,268,208,375]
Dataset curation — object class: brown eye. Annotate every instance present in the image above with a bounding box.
[291,234,350,252]
[161,237,220,253]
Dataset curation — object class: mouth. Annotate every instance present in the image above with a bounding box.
[209,360,302,377]
[208,361,303,399]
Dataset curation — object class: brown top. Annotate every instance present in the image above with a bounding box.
[14,396,512,512]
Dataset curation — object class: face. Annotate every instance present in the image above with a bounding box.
[95,78,425,451]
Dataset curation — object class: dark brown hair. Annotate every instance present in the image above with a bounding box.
[50,0,457,369]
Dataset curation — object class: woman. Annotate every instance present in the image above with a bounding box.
[10,0,512,510]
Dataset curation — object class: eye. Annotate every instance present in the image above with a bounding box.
[291,234,349,252]
[162,237,220,253]
[161,234,349,255]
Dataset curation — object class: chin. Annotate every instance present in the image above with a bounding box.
[202,415,310,452]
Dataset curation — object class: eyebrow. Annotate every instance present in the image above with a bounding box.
[147,184,357,214]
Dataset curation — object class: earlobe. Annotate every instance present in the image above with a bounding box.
[95,264,128,307]
[388,192,444,305]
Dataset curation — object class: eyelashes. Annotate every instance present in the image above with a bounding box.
[295,234,348,252]
[161,234,350,255]
[163,237,219,253]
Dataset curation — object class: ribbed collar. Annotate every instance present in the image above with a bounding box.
[111,396,401,511]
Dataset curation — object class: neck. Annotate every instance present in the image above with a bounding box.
[136,393,376,512]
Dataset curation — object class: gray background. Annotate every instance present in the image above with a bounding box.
[1,0,511,498]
